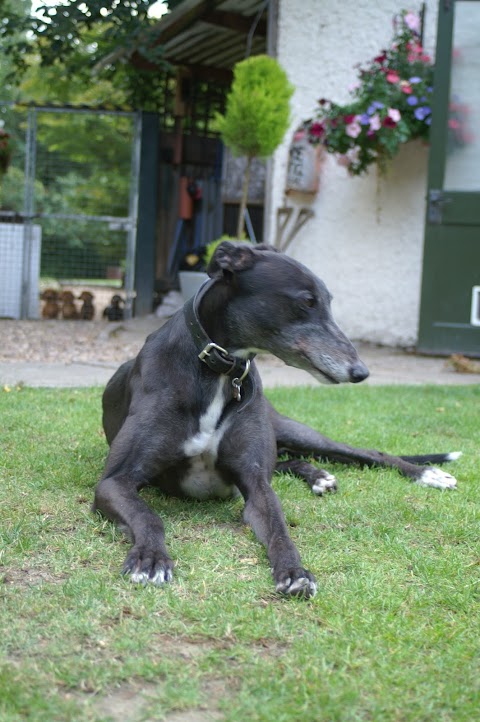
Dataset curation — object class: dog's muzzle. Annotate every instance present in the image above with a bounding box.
[349,361,369,383]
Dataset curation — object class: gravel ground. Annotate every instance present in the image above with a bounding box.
[2,317,479,388]
[0,318,158,365]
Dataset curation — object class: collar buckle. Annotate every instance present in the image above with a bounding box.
[198,341,229,362]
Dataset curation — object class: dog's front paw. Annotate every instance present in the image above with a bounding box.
[417,468,458,490]
[275,568,317,598]
[122,546,174,586]
[312,471,337,496]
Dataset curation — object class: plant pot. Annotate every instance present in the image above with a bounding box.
[178,271,209,302]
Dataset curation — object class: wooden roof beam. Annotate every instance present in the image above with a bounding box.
[202,10,267,35]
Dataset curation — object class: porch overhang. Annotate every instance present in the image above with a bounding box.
[131,0,270,83]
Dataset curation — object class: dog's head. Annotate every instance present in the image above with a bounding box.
[41,288,59,302]
[79,291,94,302]
[60,290,76,304]
[207,241,368,385]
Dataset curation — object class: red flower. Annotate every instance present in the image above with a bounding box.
[382,116,397,128]
[374,52,387,64]
[309,122,325,138]
[343,114,355,124]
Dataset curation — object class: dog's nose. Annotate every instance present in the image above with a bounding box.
[349,361,369,383]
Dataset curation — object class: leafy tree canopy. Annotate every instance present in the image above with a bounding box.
[0,0,182,109]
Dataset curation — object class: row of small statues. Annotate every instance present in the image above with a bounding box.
[40,289,125,321]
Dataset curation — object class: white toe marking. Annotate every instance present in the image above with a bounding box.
[446,451,462,461]
[150,569,165,586]
[130,568,172,586]
[130,571,149,585]
[276,577,291,592]
[288,577,309,593]
[276,577,317,597]
[312,473,337,495]
[417,468,457,490]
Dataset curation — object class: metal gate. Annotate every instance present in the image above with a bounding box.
[0,104,141,320]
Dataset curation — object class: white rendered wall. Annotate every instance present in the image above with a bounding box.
[269,0,439,347]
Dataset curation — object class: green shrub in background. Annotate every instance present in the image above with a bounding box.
[216,55,293,239]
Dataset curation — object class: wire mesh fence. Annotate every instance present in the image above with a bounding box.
[0,104,140,320]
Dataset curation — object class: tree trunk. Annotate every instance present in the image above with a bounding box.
[236,155,252,240]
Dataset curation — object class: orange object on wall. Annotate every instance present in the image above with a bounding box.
[179,176,193,220]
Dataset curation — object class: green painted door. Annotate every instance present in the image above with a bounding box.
[418,0,480,355]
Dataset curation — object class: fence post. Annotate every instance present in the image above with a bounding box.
[134,111,159,316]
[21,106,37,319]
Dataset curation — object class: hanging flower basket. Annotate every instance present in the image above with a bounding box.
[303,10,434,176]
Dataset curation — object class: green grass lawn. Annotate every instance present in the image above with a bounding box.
[1,384,479,722]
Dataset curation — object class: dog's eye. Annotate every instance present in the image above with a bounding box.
[302,294,315,308]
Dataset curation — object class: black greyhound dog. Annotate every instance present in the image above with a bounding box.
[95,242,459,598]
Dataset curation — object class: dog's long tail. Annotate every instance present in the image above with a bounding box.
[399,451,462,466]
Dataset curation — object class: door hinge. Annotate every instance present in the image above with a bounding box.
[427,189,451,224]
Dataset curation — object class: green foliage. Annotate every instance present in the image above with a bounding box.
[216,55,294,160]
[0,0,181,109]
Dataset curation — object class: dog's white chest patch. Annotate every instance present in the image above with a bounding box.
[183,378,228,457]
[181,378,238,500]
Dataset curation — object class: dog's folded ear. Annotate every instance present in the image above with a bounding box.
[207,241,278,279]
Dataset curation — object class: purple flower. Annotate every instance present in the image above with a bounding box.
[425,117,432,125]
[359,113,371,125]
[409,76,422,84]
[367,101,384,115]
[407,95,418,106]
[414,106,432,121]
[427,86,433,93]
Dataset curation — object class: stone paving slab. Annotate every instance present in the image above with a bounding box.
[1,343,479,388]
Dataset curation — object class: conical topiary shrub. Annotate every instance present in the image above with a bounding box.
[216,55,294,239]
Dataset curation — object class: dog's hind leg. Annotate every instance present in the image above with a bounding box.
[269,404,458,490]
[276,459,338,496]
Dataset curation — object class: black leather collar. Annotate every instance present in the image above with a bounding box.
[183,277,255,380]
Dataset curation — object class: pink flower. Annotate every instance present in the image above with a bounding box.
[404,11,421,34]
[388,108,401,122]
[346,122,362,138]
[400,81,412,94]
[369,114,381,131]
[386,71,400,83]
